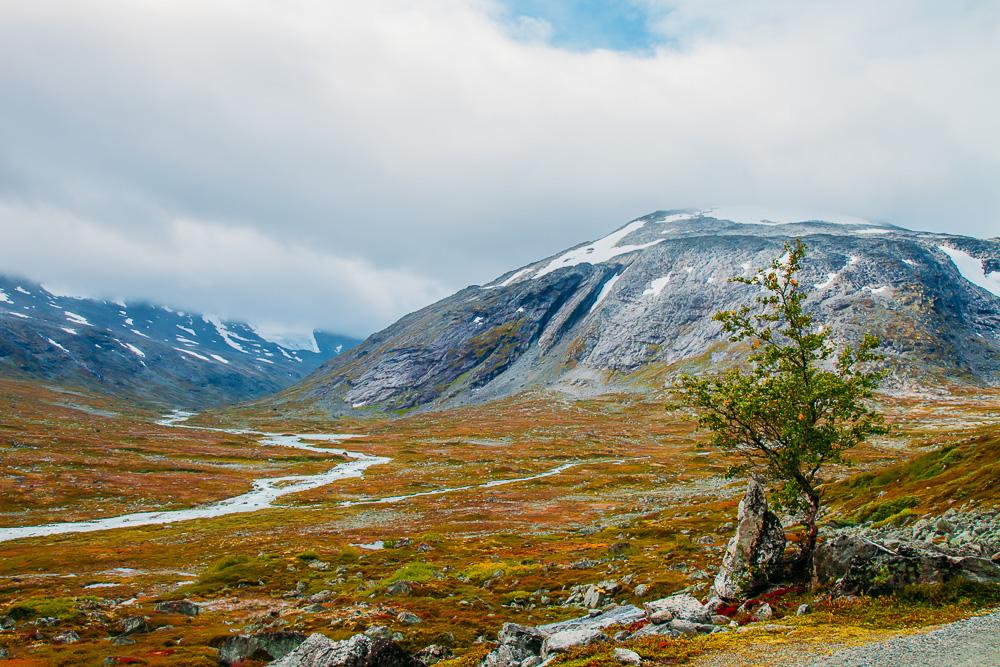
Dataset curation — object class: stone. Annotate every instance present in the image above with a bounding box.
[796,604,810,616]
[415,644,452,665]
[270,632,421,667]
[109,636,135,646]
[633,584,650,598]
[643,595,712,624]
[0,645,7,659]
[753,603,774,620]
[668,619,705,636]
[480,623,547,667]
[992,552,1000,564]
[153,600,200,616]
[397,611,422,625]
[613,647,642,665]
[117,616,149,636]
[541,628,606,659]
[53,630,80,644]
[365,626,392,641]
[218,631,307,665]
[0,617,14,631]
[648,609,673,625]
[712,479,786,602]
[385,581,413,596]
[711,615,731,625]
[813,533,1000,596]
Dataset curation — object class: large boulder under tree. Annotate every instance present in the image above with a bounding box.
[712,478,786,602]
[813,533,1000,596]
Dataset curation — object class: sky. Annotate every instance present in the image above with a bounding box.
[0,1,998,339]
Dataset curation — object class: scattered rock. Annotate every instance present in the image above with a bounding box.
[613,647,642,665]
[365,626,392,641]
[797,604,810,616]
[633,584,649,598]
[53,630,80,644]
[754,603,774,621]
[481,623,547,667]
[109,636,135,647]
[385,581,413,596]
[643,595,712,624]
[218,631,307,665]
[712,479,786,602]
[541,628,606,659]
[0,645,7,659]
[416,644,453,665]
[397,611,422,625]
[270,632,420,667]
[647,609,673,625]
[0,617,14,632]
[153,600,200,616]
[117,616,149,636]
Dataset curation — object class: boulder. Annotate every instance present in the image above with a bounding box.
[154,600,200,616]
[116,616,149,636]
[541,628,606,660]
[813,533,1000,596]
[712,479,786,602]
[415,644,452,665]
[53,630,80,644]
[480,623,547,667]
[643,595,711,624]
[397,611,422,625]
[613,648,642,665]
[218,631,307,665]
[0,616,14,631]
[269,632,421,667]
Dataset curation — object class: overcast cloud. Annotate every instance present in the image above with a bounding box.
[0,0,997,338]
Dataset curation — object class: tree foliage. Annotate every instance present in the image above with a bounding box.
[677,239,887,565]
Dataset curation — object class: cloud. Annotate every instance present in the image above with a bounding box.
[0,1,997,335]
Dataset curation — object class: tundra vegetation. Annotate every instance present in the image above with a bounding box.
[0,363,997,662]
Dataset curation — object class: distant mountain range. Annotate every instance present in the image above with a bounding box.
[272,207,1000,413]
[0,276,359,407]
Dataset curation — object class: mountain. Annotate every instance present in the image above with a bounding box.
[274,207,1000,413]
[0,276,360,407]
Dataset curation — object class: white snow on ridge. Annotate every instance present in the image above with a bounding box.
[174,347,212,362]
[177,325,196,336]
[938,246,1000,298]
[0,289,11,304]
[589,272,623,314]
[205,316,248,353]
[14,286,30,295]
[64,311,92,326]
[117,340,145,358]
[854,228,892,235]
[250,323,320,353]
[61,327,77,335]
[47,338,69,353]
[643,274,672,297]
[8,312,29,319]
[209,354,229,365]
[488,267,533,289]
[815,272,838,289]
[704,205,871,227]
[536,221,664,279]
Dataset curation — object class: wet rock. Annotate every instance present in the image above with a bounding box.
[712,479,786,602]
[218,631,307,665]
[643,595,712,624]
[480,623,546,667]
[117,616,149,636]
[153,600,200,616]
[614,647,642,664]
[541,627,605,660]
[53,630,80,644]
[415,644,452,665]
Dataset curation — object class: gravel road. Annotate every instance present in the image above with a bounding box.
[803,610,1000,667]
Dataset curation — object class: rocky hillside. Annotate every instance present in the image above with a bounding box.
[278,207,1000,413]
[0,276,359,407]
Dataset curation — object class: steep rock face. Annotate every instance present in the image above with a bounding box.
[284,209,1000,413]
[0,276,359,407]
[712,479,786,601]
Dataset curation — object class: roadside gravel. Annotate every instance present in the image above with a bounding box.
[802,610,1000,667]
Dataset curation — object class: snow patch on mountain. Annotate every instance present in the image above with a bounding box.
[703,205,871,227]
[939,246,1000,297]
[64,311,92,326]
[643,274,672,297]
[535,221,664,279]
[589,272,623,314]
[0,289,11,304]
[250,324,320,353]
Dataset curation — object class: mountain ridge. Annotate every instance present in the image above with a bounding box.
[0,274,360,407]
[272,208,1000,414]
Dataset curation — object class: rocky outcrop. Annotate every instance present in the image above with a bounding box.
[481,623,547,667]
[268,632,421,667]
[219,631,307,665]
[814,533,1000,596]
[712,479,786,602]
[154,600,200,616]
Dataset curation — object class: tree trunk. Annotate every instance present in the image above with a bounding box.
[792,492,821,580]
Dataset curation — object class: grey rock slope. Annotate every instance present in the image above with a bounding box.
[282,208,1000,413]
[0,276,359,407]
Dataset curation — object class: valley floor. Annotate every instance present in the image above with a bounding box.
[0,378,997,665]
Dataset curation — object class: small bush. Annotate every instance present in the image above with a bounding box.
[7,596,94,621]
[897,579,1000,607]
